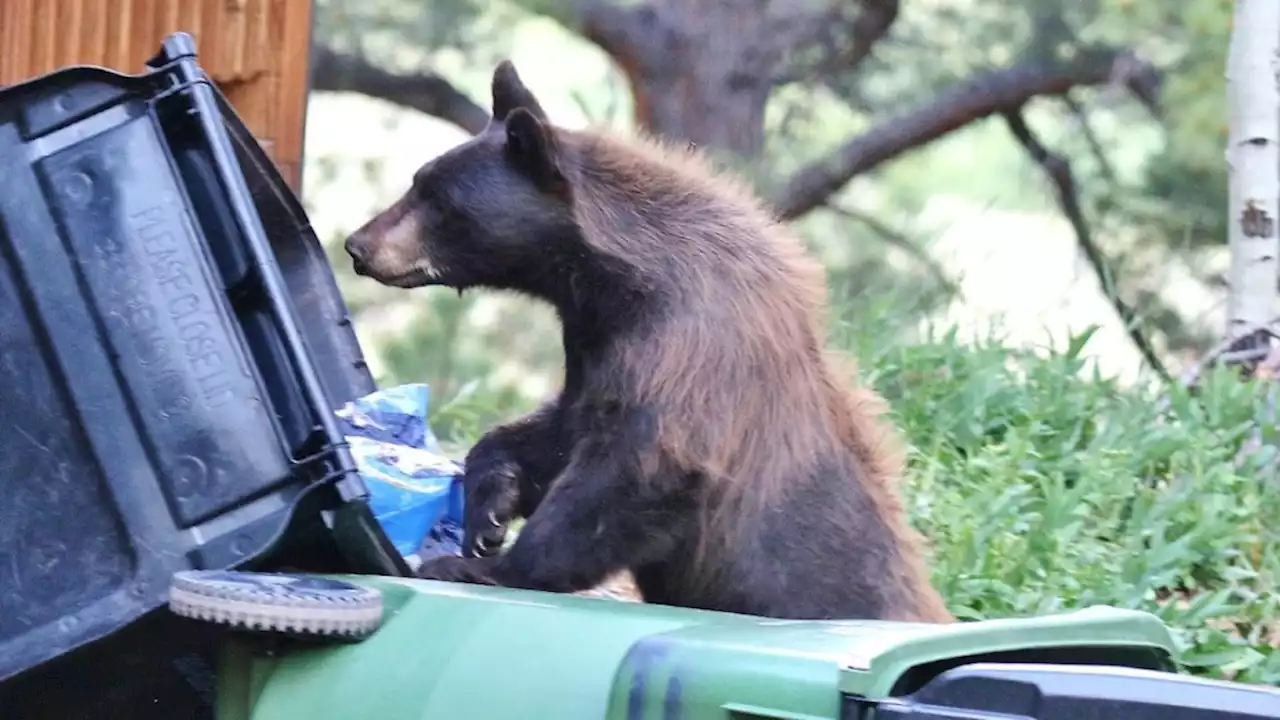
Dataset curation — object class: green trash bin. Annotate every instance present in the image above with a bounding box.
[198,573,1280,720]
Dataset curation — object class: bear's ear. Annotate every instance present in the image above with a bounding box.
[491,60,547,122]
[505,107,567,195]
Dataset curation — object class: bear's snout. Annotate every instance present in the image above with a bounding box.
[341,196,434,289]
[344,234,373,276]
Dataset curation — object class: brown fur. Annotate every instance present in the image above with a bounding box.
[570,132,947,619]
[344,61,952,622]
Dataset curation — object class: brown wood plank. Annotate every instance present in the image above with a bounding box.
[277,0,315,190]
[0,0,313,193]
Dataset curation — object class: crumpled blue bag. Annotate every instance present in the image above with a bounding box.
[333,383,466,566]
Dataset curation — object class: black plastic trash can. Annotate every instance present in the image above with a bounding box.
[0,32,405,692]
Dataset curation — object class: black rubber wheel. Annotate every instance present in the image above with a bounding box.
[168,570,384,639]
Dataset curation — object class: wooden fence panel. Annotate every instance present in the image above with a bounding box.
[0,0,314,190]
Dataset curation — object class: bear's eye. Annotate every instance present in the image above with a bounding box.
[409,157,443,198]
[412,173,445,205]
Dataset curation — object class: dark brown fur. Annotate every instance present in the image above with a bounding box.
[343,60,952,622]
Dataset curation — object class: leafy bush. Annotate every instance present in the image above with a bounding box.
[871,325,1280,685]
[430,313,1280,685]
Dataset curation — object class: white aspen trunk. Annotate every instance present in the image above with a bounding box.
[1225,0,1280,342]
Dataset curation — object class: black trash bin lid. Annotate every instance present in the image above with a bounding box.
[168,570,384,639]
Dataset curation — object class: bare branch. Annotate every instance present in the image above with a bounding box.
[310,45,489,135]
[1002,107,1170,382]
[770,48,1162,220]
[840,0,899,75]
[1154,317,1280,414]
[824,203,960,295]
[1060,93,1117,186]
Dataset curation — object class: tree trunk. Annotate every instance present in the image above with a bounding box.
[1225,0,1279,348]
[607,0,778,158]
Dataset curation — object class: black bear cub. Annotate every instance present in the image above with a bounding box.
[344,61,952,622]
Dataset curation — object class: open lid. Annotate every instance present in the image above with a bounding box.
[0,31,400,684]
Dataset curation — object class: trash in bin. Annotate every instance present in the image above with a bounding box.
[334,383,467,569]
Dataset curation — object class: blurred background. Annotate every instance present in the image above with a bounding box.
[302,13,1280,675]
[301,0,1230,447]
[2,0,1275,680]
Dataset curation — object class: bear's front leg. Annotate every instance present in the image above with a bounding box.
[484,415,700,595]
[415,554,501,585]
[461,397,570,558]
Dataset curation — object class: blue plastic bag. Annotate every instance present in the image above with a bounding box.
[333,383,466,566]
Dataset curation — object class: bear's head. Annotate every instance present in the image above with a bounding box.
[343,61,580,295]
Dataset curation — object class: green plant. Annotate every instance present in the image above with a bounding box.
[416,303,1280,684]
[874,324,1280,684]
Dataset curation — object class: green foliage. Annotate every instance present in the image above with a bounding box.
[313,0,518,65]
[373,291,558,452]
[305,0,1278,685]
[428,307,1280,684]
[309,0,1235,408]
[872,325,1280,684]
[1096,0,1231,255]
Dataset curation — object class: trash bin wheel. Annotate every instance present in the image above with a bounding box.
[168,570,383,639]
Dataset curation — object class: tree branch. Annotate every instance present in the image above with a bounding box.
[769,48,1162,220]
[1154,316,1280,414]
[824,203,960,295]
[774,0,900,85]
[526,0,662,130]
[511,0,655,73]
[840,0,899,76]
[574,0,651,62]
[1002,107,1170,382]
[309,45,490,135]
[1060,92,1117,186]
